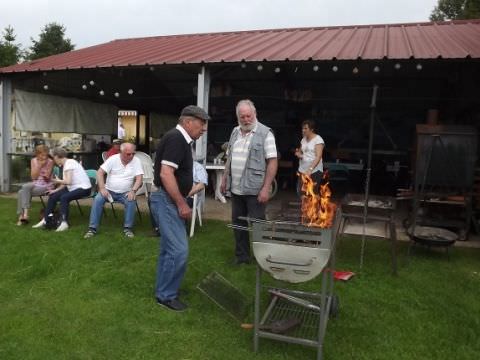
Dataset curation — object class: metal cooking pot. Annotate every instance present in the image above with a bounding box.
[408,226,458,247]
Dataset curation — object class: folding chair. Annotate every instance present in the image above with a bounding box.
[75,169,98,216]
[189,189,205,237]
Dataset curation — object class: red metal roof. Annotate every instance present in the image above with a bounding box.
[1,19,480,74]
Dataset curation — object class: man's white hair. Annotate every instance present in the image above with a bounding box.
[235,99,256,118]
[120,142,136,152]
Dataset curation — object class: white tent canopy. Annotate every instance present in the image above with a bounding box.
[14,89,118,134]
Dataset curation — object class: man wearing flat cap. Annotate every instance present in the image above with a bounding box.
[151,105,209,312]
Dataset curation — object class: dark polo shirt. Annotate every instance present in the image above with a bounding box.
[153,127,193,197]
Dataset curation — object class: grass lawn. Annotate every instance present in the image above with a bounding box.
[0,197,479,360]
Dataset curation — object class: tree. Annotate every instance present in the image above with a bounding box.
[0,25,23,67]
[463,0,480,17]
[27,22,74,60]
[430,0,480,21]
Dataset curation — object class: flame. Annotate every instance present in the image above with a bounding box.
[300,172,336,228]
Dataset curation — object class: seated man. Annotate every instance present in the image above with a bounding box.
[84,142,144,238]
[105,138,123,159]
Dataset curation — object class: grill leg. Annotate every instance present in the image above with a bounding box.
[389,221,398,275]
[317,270,328,360]
[253,265,261,353]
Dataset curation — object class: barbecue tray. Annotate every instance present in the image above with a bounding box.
[341,193,396,218]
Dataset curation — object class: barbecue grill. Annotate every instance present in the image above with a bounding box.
[244,209,341,360]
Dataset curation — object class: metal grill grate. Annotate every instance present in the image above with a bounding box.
[197,271,251,322]
[261,296,325,341]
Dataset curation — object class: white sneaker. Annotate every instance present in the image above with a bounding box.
[32,219,46,228]
[56,221,69,232]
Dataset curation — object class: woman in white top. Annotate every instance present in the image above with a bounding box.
[295,120,325,195]
[32,147,91,231]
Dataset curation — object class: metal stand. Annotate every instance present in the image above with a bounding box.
[410,132,474,242]
[340,193,397,275]
[252,212,341,360]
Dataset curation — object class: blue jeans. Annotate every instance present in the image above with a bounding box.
[45,187,91,222]
[151,188,188,301]
[88,190,136,231]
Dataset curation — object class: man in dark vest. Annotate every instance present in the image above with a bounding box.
[151,105,209,312]
[221,99,278,265]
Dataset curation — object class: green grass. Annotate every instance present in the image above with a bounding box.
[0,197,479,360]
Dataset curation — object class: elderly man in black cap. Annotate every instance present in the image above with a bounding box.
[151,105,209,312]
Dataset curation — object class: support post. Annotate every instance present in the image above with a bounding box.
[360,84,378,269]
[0,79,12,192]
[196,66,210,164]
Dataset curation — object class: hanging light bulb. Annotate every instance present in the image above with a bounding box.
[127,89,134,95]
[394,63,401,70]
[313,65,319,72]
[89,80,95,86]
[373,66,380,73]
[99,90,105,96]
[416,63,423,71]
[240,62,247,69]
[257,64,263,71]
[82,84,87,90]
[43,85,49,90]
[149,66,155,72]
[114,92,120,98]
[352,67,359,74]
[274,67,281,73]
[332,65,338,72]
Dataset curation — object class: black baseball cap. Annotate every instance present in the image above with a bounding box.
[180,105,210,122]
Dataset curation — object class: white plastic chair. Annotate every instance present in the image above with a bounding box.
[134,151,154,197]
[189,189,205,237]
[135,151,154,219]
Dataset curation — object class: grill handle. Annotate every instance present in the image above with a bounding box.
[266,255,313,267]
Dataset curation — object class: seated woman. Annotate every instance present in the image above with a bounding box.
[32,147,91,232]
[16,144,54,225]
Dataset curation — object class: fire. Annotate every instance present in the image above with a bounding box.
[300,172,336,228]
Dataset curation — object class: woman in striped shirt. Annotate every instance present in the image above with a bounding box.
[16,144,54,225]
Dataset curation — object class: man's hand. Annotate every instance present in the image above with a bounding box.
[257,187,270,204]
[99,188,109,199]
[177,201,192,220]
[127,190,136,201]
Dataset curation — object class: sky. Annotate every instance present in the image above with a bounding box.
[2,0,439,50]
